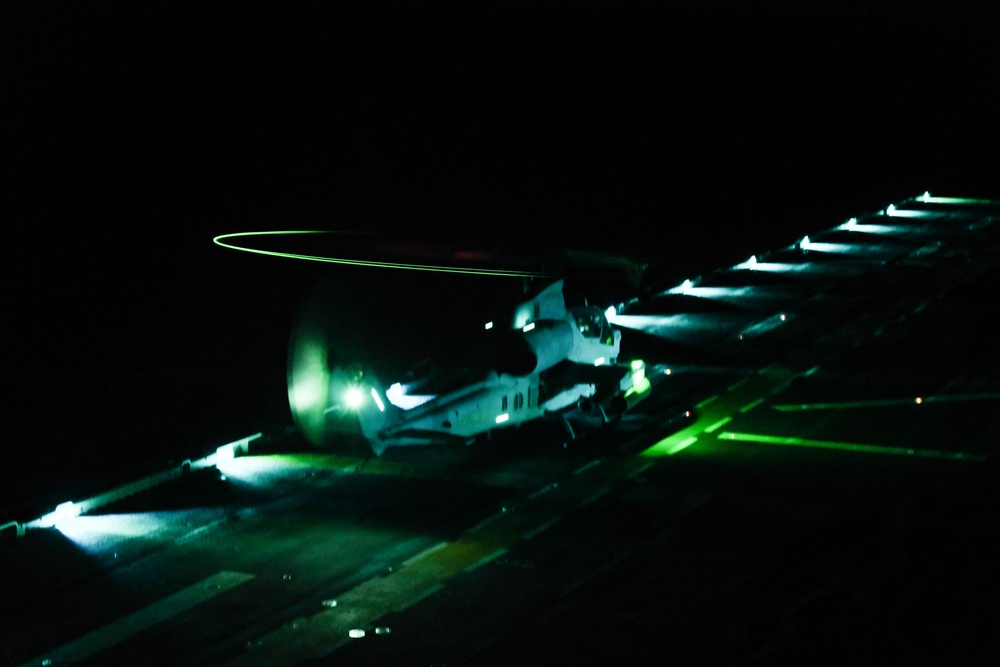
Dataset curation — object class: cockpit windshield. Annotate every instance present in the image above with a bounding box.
[571,306,610,341]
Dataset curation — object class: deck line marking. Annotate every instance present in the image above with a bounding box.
[625,462,655,479]
[524,517,562,541]
[527,484,555,500]
[727,378,749,392]
[468,512,504,533]
[463,548,508,573]
[573,459,603,475]
[578,486,613,507]
[695,394,719,409]
[402,541,450,567]
[22,571,254,667]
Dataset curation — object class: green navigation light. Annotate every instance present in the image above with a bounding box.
[213,231,550,277]
[718,431,985,462]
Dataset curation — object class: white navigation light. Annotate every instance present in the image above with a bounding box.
[846,217,858,230]
[39,501,81,528]
[594,357,606,366]
[604,305,616,320]
[55,501,80,521]
[748,255,757,268]
[522,322,536,333]
[496,413,509,424]
[344,386,365,409]
[680,279,693,294]
[348,629,366,639]
[800,236,811,251]
[370,388,385,412]
[922,191,931,202]
[485,321,493,330]
[886,204,896,215]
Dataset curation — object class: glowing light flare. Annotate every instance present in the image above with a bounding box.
[796,241,872,255]
[736,261,815,274]
[213,231,551,277]
[215,443,236,464]
[836,221,912,234]
[288,340,327,415]
[496,413,509,424]
[39,501,81,528]
[884,206,941,219]
[919,195,994,205]
[666,285,756,300]
[50,512,185,551]
[216,453,361,486]
[344,387,365,409]
[669,278,695,294]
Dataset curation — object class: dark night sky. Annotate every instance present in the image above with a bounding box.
[2,3,999,511]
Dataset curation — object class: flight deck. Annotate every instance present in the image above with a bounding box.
[3,195,998,666]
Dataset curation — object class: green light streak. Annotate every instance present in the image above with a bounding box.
[665,436,698,455]
[696,394,719,409]
[771,392,1000,411]
[703,416,732,433]
[718,431,985,462]
[213,231,551,277]
[641,429,699,457]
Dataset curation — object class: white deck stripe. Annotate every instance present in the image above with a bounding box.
[22,571,255,667]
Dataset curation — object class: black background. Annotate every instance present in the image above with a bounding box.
[3,3,998,510]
